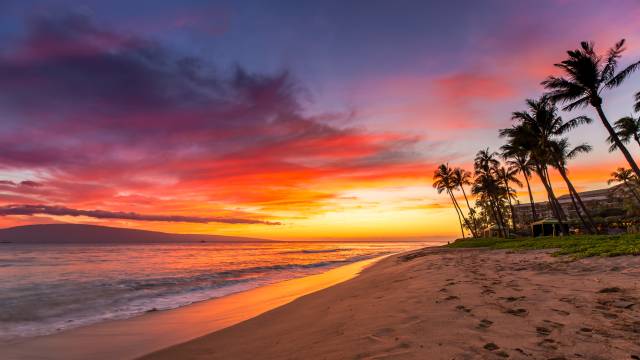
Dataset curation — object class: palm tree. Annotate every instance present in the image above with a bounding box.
[503,149,538,223]
[473,149,508,237]
[500,97,589,231]
[608,167,640,203]
[451,167,479,237]
[607,116,640,151]
[433,164,469,238]
[542,39,640,177]
[635,91,640,113]
[548,138,597,234]
[496,166,523,231]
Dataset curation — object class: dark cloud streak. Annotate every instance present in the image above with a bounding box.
[0,204,281,225]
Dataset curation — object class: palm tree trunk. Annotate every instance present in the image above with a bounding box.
[543,166,567,220]
[503,178,517,232]
[535,164,565,229]
[449,190,478,238]
[523,173,537,222]
[448,191,465,238]
[491,195,508,237]
[459,186,479,237]
[568,187,591,234]
[623,180,640,203]
[595,104,640,177]
[557,167,597,234]
[488,197,505,238]
[449,191,477,238]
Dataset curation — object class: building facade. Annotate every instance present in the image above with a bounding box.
[512,185,626,229]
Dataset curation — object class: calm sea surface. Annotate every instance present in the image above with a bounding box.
[0,241,433,340]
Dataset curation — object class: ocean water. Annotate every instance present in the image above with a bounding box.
[0,241,430,340]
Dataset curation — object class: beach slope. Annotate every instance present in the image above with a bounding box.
[143,247,640,360]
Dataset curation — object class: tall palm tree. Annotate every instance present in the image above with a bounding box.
[433,164,468,238]
[451,167,479,237]
[496,166,523,231]
[542,39,640,177]
[503,149,538,222]
[473,149,508,237]
[608,167,640,203]
[607,116,640,151]
[500,97,591,232]
[548,138,597,234]
[635,91,640,113]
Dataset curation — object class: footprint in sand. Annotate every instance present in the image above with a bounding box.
[551,308,570,316]
[481,289,495,295]
[543,319,565,329]
[536,326,551,336]
[477,319,493,329]
[598,287,622,293]
[505,308,528,317]
[455,305,472,313]
[537,338,558,350]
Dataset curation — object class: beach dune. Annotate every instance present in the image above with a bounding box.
[143,248,640,360]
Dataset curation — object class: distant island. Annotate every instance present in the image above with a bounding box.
[0,224,273,244]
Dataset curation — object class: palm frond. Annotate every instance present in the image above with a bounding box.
[566,143,592,159]
[558,115,592,133]
[605,59,640,88]
[562,96,591,111]
[601,39,625,82]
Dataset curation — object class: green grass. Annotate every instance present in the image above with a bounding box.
[446,234,640,258]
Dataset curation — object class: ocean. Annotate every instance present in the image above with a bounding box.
[0,241,430,341]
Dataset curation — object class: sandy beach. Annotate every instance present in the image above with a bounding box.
[142,247,640,360]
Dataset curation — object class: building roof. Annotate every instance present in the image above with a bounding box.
[556,187,613,202]
[515,185,623,207]
[531,219,561,225]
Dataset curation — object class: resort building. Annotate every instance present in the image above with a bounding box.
[512,185,627,229]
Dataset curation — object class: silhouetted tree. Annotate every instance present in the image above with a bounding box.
[549,138,597,233]
[473,149,508,237]
[502,147,538,223]
[542,39,640,177]
[451,167,479,237]
[496,166,523,231]
[608,167,640,203]
[433,164,469,238]
[608,116,640,151]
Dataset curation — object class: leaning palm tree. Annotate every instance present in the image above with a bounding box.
[548,138,597,234]
[496,166,523,231]
[451,167,479,237]
[608,167,640,203]
[542,39,640,177]
[502,148,538,222]
[433,164,468,238]
[608,116,640,151]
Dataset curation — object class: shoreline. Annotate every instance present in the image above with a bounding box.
[2,255,389,360]
[143,247,640,360]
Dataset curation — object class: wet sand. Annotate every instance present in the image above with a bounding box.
[2,257,382,360]
[143,247,640,360]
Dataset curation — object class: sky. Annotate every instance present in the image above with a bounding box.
[0,0,639,240]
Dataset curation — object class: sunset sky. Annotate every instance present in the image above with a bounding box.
[1,0,640,240]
